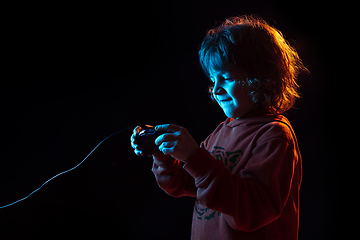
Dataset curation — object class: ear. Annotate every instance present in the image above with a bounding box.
[208,85,216,103]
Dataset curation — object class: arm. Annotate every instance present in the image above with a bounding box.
[151,152,197,197]
[183,137,299,232]
[130,124,198,198]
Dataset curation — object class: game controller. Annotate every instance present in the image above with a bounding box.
[135,125,169,157]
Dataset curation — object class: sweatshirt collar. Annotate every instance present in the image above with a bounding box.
[226,109,285,127]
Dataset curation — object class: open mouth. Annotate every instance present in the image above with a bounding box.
[219,99,232,104]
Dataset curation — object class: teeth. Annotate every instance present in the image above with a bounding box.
[220,100,232,104]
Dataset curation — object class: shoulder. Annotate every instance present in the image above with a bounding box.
[255,118,295,144]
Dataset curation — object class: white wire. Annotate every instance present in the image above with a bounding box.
[0,124,136,209]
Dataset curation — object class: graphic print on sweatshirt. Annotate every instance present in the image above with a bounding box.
[195,146,243,221]
[210,146,243,171]
[195,199,222,220]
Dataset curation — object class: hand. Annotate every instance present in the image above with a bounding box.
[130,125,146,156]
[154,124,199,162]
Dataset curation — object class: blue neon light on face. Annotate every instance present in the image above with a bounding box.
[210,70,257,119]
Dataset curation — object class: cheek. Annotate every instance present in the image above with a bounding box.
[231,87,254,108]
[228,84,247,102]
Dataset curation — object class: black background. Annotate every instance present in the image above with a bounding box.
[0,1,337,239]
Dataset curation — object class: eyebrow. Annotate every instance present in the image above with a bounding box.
[209,72,232,80]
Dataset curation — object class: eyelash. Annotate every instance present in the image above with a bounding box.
[209,78,235,86]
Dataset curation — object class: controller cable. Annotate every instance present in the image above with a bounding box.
[0,121,300,209]
[0,123,138,209]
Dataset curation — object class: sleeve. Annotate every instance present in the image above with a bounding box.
[150,122,223,198]
[151,152,197,198]
[183,137,298,232]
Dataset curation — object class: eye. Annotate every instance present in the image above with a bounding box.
[224,77,236,82]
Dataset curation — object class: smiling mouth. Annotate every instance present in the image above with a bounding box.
[218,99,233,105]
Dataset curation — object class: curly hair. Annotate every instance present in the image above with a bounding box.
[199,15,308,114]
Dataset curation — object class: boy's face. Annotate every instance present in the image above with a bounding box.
[210,70,257,119]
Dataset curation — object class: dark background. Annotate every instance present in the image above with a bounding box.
[0,1,337,239]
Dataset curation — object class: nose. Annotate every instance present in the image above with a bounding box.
[213,80,226,95]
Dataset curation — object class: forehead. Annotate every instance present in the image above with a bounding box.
[209,71,228,80]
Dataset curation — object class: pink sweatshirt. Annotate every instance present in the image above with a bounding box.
[152,111,302,240]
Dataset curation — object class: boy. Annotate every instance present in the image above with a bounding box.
[131,15,305,240]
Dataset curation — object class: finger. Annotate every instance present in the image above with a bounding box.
[155,133,177,145]
[159,140,176,150]
[134,149,144,156]
[130,134,137,144]
[160,144,175,156]
[155,124,182,133]
[131,141,144,151]
[131,141,138,149]
[131,126,144,144]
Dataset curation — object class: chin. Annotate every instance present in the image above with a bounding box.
[223,109,248,119]
[223,110,237,118]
